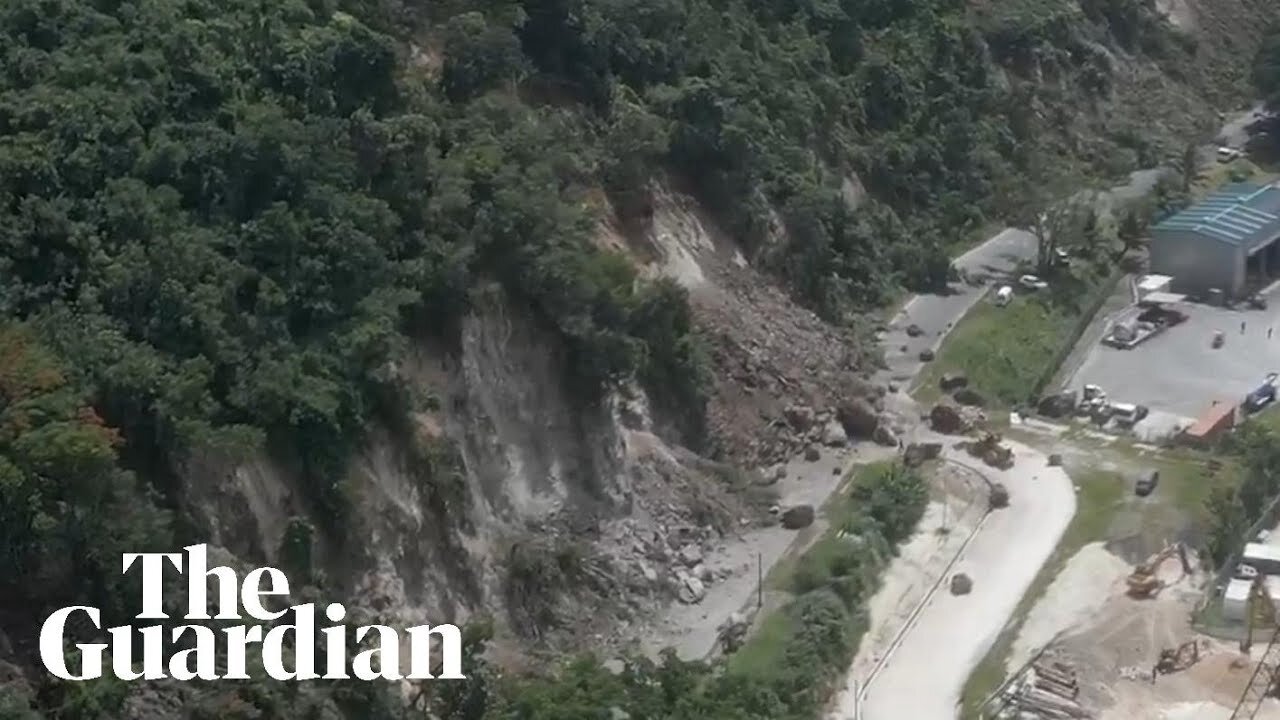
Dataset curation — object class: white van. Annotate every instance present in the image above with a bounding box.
[1218,146,1242,163]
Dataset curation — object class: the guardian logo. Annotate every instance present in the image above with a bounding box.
[38,544,463,682]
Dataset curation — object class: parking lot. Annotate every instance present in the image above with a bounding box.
[1067,286,1280,427]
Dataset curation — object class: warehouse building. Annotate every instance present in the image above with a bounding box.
[1150,182,1280,299]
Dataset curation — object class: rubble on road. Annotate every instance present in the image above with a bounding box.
[781,505,815,529]
[964,432,1015,470]
[951,573,973,595]
[903,442,943,467]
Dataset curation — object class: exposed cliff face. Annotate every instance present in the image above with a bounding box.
[178,280,770,661]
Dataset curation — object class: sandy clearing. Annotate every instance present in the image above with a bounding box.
[838,440,1076,720]
[1007,542,1133,672]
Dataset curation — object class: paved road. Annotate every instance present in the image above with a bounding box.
[876,228,1037,386]
[850,440,1076,720]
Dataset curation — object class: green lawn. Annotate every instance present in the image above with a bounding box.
[913,292,1084,407]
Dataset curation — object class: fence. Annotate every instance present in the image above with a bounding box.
[1026,269,1126,404]
[1192,490,1280,640]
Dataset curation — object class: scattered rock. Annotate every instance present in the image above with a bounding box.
[903,442,943,467]
[989,483,1010,509]
[718,611,751,653]
[822,420,849,447]
[953,388,986,407]
[906,323,925,337]
[679,544,704,567]
[888,382,899,393]
[930,403,967,434]
[940,372,968,391]
[677,573,706,604]
[900,344,909,352]
[781,504,816,529]
[872,424,898,447]
[1048,453,1063,467]
[832,465,842,475]
[640,563,658,583]
[918,348,935,362]
[784,404,815,431]
[837,398,879,437]
[804,445,821,461]
[950,573,973,595]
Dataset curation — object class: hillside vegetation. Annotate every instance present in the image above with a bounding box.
[0,0,1275,717]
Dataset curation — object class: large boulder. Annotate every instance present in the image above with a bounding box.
[781,505,816,529]
[930,403,967,434]
[784,404,815,431]
[953,388,986,407]
[803,445,821,461]
[918,348,936,362]
[679,543,704,567]
[1038,390,1077,418]
[677,573,706,604]
[872,424,898,447]
[906,323,925,337]
[837,398,880,438]
[940,373,968,391]
[822,421,849,447]
[904,442,943,467]
[950,573,973,595]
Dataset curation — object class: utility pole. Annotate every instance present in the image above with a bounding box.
[757,553,763,610]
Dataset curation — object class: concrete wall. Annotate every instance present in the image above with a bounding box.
[1150,228,1242,296]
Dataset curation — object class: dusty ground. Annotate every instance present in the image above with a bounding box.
[640,442,899,660]
[832,462,988,691]
[832,438,1077,720]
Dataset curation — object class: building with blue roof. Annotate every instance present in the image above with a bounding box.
[1150,182,1280,298]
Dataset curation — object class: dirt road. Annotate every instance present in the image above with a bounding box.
[832,439,1076,720]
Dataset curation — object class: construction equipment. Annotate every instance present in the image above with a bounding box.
[1229,623,1280,720]
[1241,575,1277,655]
[1153,640,1201,680]
[1126,543,1190,599]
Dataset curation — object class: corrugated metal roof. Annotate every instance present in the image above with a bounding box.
[1245,543,1280,564]
[1153,183,1280,252]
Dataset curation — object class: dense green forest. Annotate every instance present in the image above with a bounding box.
[0,0,1257,716]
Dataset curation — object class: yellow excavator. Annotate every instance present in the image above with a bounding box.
[1126,543,1191,599]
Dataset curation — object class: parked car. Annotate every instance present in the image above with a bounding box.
[1019,274,1049,291]
[1135,470,1160,497]
[1218,146,1243,163]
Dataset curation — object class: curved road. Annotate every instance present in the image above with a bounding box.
[833,441,1076,720]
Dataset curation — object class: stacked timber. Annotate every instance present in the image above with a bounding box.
[1004,661,1093,719]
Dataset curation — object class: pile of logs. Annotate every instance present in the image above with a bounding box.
[1004,660,1093,719]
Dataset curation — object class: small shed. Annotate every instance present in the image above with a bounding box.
[1243,543,1280,575]
[1183,400,1237,444]
[1225,578,1253,621]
